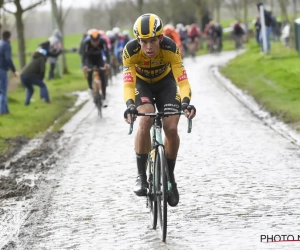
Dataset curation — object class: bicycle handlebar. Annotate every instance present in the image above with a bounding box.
[128,111,192,135]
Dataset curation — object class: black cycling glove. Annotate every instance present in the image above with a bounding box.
[124,106,138,119]
[182,104,196,114]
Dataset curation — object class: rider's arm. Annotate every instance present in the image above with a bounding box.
[101,38,110,64]
[169,47,192,104]
[81,41,89,66]
[172,31,182,48]
[123,46,137,107]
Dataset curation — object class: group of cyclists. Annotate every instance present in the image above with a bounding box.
[162,21,223,57]
[78,27,131,106]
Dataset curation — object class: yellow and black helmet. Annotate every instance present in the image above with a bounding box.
[133,13,163,39]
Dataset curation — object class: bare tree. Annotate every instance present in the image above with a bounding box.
[292,0,297,21]
[3,0,46,68]
[131,0,144,15]
[190,0,211,30]
[278,0,289,23]
[224,0,242,21]
[214,0,222,23]
[243,0,249,40]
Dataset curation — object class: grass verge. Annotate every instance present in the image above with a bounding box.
[0,48,87,156]
[220,39,300,131]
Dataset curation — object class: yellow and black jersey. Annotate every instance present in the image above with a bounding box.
[122,36,191,106]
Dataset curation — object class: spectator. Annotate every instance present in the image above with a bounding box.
[281,22,290,47]
[254,17,261,44]
[20,48,50,105]
[270,12,280,41]
[47,29,62,80]
[256,2,273,53]
[0,30,18,115]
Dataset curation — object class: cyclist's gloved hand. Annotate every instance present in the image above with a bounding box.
[182,103,196,119]
[124,105,138,124]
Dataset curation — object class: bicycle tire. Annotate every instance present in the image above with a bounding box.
[95,92,102,117]
[155,146,167,242]
[148,154,157,229]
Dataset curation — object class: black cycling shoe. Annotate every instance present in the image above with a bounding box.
[168,182,179,207]
[133,175,148,196]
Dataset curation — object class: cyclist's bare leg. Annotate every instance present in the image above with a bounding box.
[163,115,180,206]
[135,104,154,154]
[133,103,154,196]
[163,115,180,159]
[99,69,107,100]
[87,71,93,90]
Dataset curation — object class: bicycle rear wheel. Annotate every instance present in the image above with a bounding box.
[148,154,157,229]
[155,146,167,242]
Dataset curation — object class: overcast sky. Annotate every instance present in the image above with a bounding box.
[5,0,100,12]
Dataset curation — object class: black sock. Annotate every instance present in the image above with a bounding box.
[136,153,148,176]
[167,158,176,183]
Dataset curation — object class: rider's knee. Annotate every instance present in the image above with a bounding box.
[138,117,153,133]
[164,126,178,139]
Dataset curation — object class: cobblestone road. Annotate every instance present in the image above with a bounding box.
[16,52,300,249]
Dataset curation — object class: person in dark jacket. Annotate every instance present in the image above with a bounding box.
[0,30,18,114]
[20,48,50,105]
[257,2,273,52]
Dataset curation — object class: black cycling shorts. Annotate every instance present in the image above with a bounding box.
[135,71,181,112]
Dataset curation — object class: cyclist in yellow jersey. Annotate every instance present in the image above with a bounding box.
[123,13,196,207]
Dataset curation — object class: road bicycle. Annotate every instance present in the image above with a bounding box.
[234,35,244,51]
[128,111,192,241]
[208,36,221,55]
[86,66,107,117]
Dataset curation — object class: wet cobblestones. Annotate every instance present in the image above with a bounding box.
[3,52,300,249]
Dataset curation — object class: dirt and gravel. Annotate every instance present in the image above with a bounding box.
[0,131,63,201]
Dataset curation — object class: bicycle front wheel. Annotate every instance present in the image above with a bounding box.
[148,154,157,229]
[155,146,168,242]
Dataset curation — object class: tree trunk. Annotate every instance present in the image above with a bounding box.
[270,0,274,13]
[279,0,289,23]
[244,0,248,41]
[137,0,143,15]
[58,23,68,74]
[293,0,297,21]
[15,10,26,69]
[215,1,220,23]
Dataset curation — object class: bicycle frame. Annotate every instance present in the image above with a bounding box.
[150,115,172,192]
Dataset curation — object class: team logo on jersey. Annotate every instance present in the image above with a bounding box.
[123,72,133,82]
[141,97,150,103]
[175,90,181,102]
[152,61,158,65]
[123,49,129,59]
[177,70,188,82]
